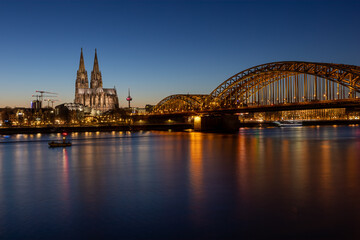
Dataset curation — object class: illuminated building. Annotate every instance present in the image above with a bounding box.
[74,48,119,112]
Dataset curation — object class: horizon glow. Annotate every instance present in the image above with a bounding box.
[0,0,359,108]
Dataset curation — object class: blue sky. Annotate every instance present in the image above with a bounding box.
[0,0,359,108]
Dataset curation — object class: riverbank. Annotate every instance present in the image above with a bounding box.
[1,120,360,135]
[0,123,193,135]
[239,119,360,128]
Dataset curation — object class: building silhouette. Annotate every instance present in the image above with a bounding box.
[74,48,119,111]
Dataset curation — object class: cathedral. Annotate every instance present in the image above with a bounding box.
[74,48,119,112]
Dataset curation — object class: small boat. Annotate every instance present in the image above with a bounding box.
[48,141,72,147]
[273,121,302,127]
[48,132,72,147]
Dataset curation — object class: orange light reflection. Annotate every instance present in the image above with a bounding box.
[189,132,205,225]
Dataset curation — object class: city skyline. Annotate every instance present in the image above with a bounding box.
[1,0,360,108]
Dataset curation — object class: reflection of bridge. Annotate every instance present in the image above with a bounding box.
[152,61,360,114]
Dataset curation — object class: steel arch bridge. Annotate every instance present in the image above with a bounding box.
[153,94,208,114]
[152,61,360,114]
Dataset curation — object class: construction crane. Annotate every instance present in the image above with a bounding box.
[32,95,56,105]
[49,99,59,108]
[32,95,41,101]
[35,90,58,101]
[32,91,58,109]
[43,99,59,108]
[32,94,55,100]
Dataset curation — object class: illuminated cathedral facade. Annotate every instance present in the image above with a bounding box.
[74,48,119,111]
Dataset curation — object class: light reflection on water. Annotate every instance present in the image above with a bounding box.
[0,127,359,239]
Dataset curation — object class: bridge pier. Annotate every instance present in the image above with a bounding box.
[194,115,239,132]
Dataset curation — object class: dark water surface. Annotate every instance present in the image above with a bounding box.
[0,127,360,239]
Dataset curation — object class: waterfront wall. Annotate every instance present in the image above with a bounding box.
[0,123,192,135]
[1,120,360,135]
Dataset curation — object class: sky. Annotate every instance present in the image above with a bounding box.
[0,0,359,108]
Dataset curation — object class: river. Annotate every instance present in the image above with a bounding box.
[0,126,359,239]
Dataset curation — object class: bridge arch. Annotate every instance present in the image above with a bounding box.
[152,94,208,114]
[205,61,360,108]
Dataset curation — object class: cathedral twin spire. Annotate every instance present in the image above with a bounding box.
[76,48,102,89]
[92,49,100,73]
[91,49,102,89]
[74,48,119,111]
[79,48,86,72]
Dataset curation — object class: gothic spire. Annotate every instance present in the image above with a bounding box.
[90,48,102,88]
[93,48,100,73]
[79,48,85,72]
[75,48,89,93]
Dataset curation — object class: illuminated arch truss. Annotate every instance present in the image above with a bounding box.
[205,61,360,109]
[153,94,209,113]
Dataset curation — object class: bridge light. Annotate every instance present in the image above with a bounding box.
[194,116,201,125]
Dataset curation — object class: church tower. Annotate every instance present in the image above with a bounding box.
[74,48,119,111]
[90,49,103,89]
[75,48,89,89]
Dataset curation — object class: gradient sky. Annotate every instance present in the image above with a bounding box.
[0,0,359,108]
